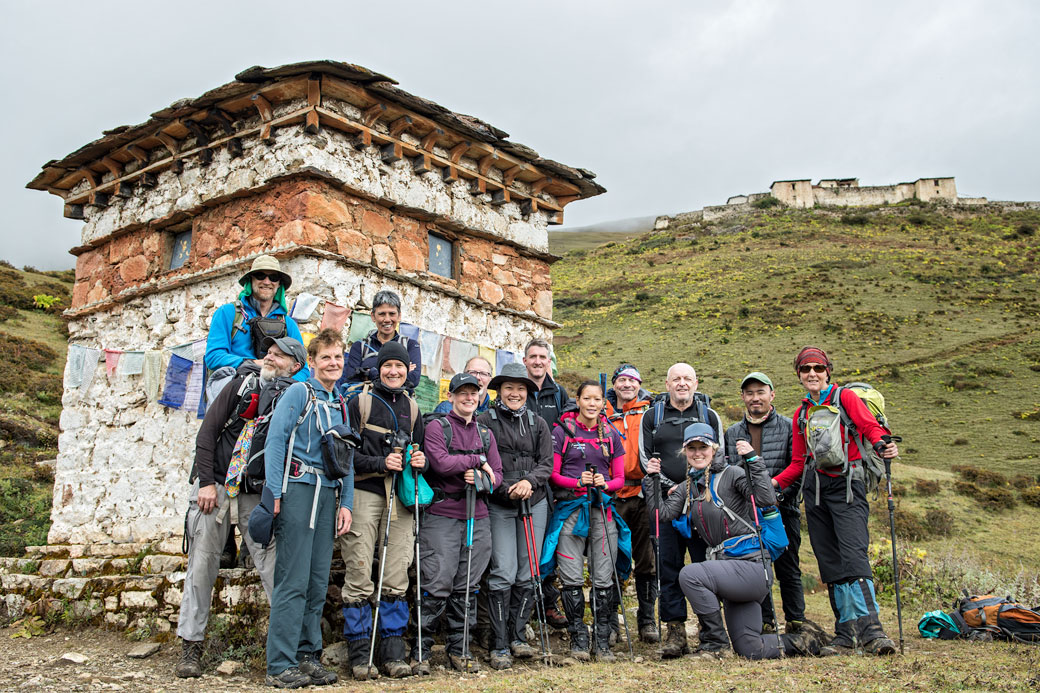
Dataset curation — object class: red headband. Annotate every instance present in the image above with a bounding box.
[794,346,832,373]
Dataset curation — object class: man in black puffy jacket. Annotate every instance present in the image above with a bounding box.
[724,372,807,633]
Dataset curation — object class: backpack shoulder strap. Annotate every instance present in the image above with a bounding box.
[478,423,491,455]
[438,416,453,451]
[405,392,419,433]
[488,408,499,421]
[709,467,757,535]
[230,300,246,340]
[652,400,664,433]
[358,383,373,432]
[560,419,578,456]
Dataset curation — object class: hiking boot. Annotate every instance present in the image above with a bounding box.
[782,630,823,657]
[862,636,897,656]
[691,647,726,661]
[448,654,482,673]
[510,639,537,659]
[381,659,412,678]
[265,666,311,689]
[347,639,379,681]
[660,621,689,659]
[818,643,856,657]
[593,587,616,661]
[762,621,776,634]
[488,648,513,670]
[561,586,591,662]
[639,623,660,643]
[298,653,338,685]
[544,605,569,630]
[410,657,431,676]
[174,639,203,678]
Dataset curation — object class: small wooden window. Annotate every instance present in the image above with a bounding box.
[429,232,454,279]
[168,229,192,270]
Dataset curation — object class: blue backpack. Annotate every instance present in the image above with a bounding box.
[708,467,789,561]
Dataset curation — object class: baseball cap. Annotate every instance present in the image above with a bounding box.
[740,371,774,390]
[449,372,481,393]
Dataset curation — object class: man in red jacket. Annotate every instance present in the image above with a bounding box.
[773,346,899,656]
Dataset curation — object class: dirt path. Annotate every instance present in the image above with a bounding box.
[2,625,1038,692]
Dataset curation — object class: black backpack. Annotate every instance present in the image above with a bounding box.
[239,376,301,491]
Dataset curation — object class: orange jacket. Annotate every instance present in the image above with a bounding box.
[605,392,652,498]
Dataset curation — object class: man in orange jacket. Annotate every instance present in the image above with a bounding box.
[605,364,659,643]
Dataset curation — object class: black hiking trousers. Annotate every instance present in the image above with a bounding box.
[803,472,871,585]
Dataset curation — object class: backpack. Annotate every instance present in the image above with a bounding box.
[650,392,721,443]
[240,377,311,489]
[230,299,287,360]
[423,411,492,457]
[705,466,789,561]
[558,418,616,460]
[918,610,961,640]
[951,592,1040,644]
[796,383,891,503]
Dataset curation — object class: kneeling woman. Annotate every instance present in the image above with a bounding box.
[644,423,825,659]
[541,381,629,662]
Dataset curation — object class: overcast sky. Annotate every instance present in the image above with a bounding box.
[3,1,1037,268]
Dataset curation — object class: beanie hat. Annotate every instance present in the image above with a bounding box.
[377,341,410,370]
[611,363,642,383]
[794,346,832,375]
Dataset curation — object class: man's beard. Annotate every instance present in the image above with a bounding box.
[260,365,282,382]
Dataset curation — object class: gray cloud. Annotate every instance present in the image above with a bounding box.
[3,1,1036,268]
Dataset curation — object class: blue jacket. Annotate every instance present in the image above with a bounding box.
[205,298,308,381]
[338,331,421,391]
[263,377,354,510]
[539,495,632,582]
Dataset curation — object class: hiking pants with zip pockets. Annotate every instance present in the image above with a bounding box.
[337,487,414,602]
[487,499,547,592]
[555,506,617,589]
[177,479,276,642]
[266,481,337,676]
[803,471,872,585]
[679,558,782,660]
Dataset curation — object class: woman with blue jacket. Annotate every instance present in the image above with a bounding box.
[263,328,354,688]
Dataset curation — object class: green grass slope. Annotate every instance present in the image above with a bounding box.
[552,203,1040,580]
[0,264,72,555]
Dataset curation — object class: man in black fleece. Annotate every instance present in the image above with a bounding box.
[724,372,807,633]
[338,341,427,680]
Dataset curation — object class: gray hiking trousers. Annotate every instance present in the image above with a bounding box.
[176,480,276,641]
[679,557,783,660]
[556,504,617,589]
[487,499,547,591]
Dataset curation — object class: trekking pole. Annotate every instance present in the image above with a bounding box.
[880,434,905,655]
[369,465,399,670]
[651,450,663,639]
[409,444,424,665]
[462,482,476,671]
[585,463,598,653]
[740,453,781,652]
[520,498,553,664]
[594,481,634,658]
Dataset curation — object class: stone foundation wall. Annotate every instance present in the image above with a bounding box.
[57,253,551,551]
[0,550,267,636]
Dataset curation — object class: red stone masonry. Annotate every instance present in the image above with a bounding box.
[72,178,553,318]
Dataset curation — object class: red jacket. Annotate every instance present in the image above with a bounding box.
[774,385,887,489]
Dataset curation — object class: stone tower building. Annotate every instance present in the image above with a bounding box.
[27,60,604,554]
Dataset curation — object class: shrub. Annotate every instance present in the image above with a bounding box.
[841,213,870,226]
[922,508,953,537]
[954,480,1016,511]
[952,438,968,446]
[752,196,781,209]
[0,305,18,322]
[915,479,941,496]
[1010,474,1036,490]
[1021,487,1040,508]
[1017,223,1036,236]
[0,260,14,269]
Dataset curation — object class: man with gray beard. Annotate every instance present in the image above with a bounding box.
[175,337,307,678]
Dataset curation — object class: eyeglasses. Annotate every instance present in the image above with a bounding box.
[798,364,828,374]
[466,369,492,379]
[251,272,281,283]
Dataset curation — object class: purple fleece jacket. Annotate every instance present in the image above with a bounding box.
[423,410,503,520]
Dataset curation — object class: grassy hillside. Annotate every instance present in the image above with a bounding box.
[548,229,646,254]
[0,263,72,555]
[552,202,1040,584]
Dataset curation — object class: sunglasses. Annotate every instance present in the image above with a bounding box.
[799,364,828,374]
[252,272,281,282]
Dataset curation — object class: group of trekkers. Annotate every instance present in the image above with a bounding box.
[175,256,901,688]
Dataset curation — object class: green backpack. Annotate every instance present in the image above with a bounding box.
[798,383,891,503]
